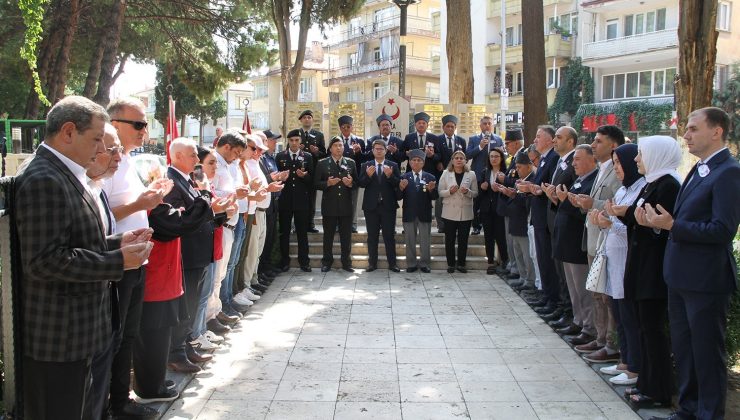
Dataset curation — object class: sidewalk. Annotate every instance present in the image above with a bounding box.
[159,269,643,419]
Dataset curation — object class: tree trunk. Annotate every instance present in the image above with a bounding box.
[521,0,547,145]
[445,0,474,108]
[93,0,127,107]
[82,39,105,98]
[676,0,718,135]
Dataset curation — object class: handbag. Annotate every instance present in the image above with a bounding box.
[585,232,608,294]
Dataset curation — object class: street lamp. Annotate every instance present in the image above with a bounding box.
[391,0,420,98]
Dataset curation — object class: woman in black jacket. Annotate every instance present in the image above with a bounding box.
[478,147,509,275]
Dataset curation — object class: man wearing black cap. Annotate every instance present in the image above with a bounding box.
[258,130,288,278]
[367,114,405,167]
[437,114,467,233]
[276,129,314,272]
[466,116,503,234]
[398,149,438,272]
[314,136,358,272]
[298,109,325,232]
[403,112,442,178]
[337,115,366,233]
[498,128,526,278]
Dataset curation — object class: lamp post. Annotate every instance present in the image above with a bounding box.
[392,0,420,98]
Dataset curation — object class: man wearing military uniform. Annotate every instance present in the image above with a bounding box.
[436,114,467,233]
[337,115,366,233]
[276,129,314,272]
[298,109,325,233]
[314,136,358,272]
[367,114,405,167]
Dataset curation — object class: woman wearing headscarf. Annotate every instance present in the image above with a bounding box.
[588,143,645,389]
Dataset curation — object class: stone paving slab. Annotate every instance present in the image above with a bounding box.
[158,269,652,420]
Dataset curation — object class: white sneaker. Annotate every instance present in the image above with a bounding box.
[204,330,224,343]
[599,364,626,376]
[233,292,254,306]
[242,288,261,301]
[190,334,219,351]
[609,372,638,385]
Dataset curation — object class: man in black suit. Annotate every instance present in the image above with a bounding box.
[398,149,439,273]
[276,129,314,272]
[298,109,325,232]
[367,114,405,167]
[402,112,442,178]
[337,115,365,233]
[15,96,152,420]
[643,108,740,420]
[436,114,467,233]
[498,128,526,278]
[358,139,401,272]
[314,136,358,272]
[502,150,536,291]
[465,116,504,235]
[257,130,287,280]
[164,138,221,373]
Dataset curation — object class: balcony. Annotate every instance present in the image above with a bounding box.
[582,28,678,62]
[486,35,571,67]
[328,15,438,49]
[488,0,571,18]
[322,56,433,86]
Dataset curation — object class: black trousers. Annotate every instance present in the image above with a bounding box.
[443,219,471,267]
[612,297,641,373]
[134,299,178,398]
[472,195,481,230]
[635,298,673,403]
[533,226,560,304]
[322,215,352,267]
[259,207,278,272]
[109,267,145,409]
[23,356,93,420]
[279,210,310,267]
[480,210,508,265]
[90,337,115,419]
[669,287,731,420]
[169,266,207,361]
[365,207,397,266]
[308,189,317,229]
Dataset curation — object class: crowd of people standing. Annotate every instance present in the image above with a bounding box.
[9,94,739,420]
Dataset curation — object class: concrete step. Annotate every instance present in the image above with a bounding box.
[288,254,490,270]
[290,242,488,257]
[290,231,486,245]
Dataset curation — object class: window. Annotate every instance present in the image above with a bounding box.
[635,14,645,34]
[428,45,441,60]
[505,27,514,46]
[602,68,677,99]
[254,81,268,99]
[515,72,523,94]
[345,86,361,101]
[614,74,625,99]
[373,81,391,100]
[626,73,639,97]
[426,82,440,101]
[654,70,665,95]
[717,1,731,31]
[235,94,249,110]
[547,68,560,88]
[299,77,313,95]
[625,15,634,36]
[656,8,666,30]
[373,47,381,63]
[606,19,618,40]
[517,24,523,45]
[603,75,614,100]
[626,8,667,36]
[665,68,676,95]
[715,65,729,90]
[639,71,652,97]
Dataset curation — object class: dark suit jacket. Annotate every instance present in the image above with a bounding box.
[478,167,505,215]
[620,174,680,300]
[465,133,504,181]
[358,160,400,211]
[15,145,124,362]
[367,134,405,166]
[314,156,357,217]
[506,172,534,236]
[300,128,326,166]
[164,167,215,270]
[552,170,597,264]
[665,148,740,293]
[339,135,367,163]
[275,150,313,212]
[439,134,467,167]
[403,132,442,177]
[547,151,577,231]
[398,171,439,223]
[258,156,278,215]
[529,148,559,228]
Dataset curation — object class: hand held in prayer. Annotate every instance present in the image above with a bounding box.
[309,144,319,154]
[327,176,341,186]
[480,182,489,191]
[136,189,165,211]
[576,194,594,210]
[383,165,393,177]
[399,178,409,190]
[460,186,470,194]
[449,185,459,194]
[342,176,353,187]
[120,228,154,247]
[427,181,436,191]
[296,168,307,178]
[366,165,376,176]
[122,242,153,270]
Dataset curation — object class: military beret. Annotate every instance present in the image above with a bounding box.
[328,136,343,149]
[286,129,301,139]
[441,114,458,126]
[338,115,353,126]
[414,112,430,123]
[298,109,313,120]
[515,150,532,165]
[408,149,425,160]
[376,114,393,125]
[505,128,524,142]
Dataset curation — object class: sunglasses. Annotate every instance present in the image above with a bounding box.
[112,119,148,130]
[105,146,124,155]
[247,145,257,151]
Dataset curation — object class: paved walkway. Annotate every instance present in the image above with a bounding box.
[161,269,641,420]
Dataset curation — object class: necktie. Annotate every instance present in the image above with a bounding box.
[419,135,424,149]
[552,158,563,183]
[336,159,341,167]
[448,137,453,150]
[415,173,420,185]
[291,153,296,161]
[100,191,113,235]
[377,163,383,183]
[382,136,387,142]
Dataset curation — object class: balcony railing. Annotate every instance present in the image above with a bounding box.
[328,15,438,49]
[582,28,678,61]
[487,35,570,67]
[323,56,433,86]
[489,0,570,18]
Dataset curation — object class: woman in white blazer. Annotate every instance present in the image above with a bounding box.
[438,150,479,273]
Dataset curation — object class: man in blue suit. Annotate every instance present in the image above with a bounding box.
[366,114,405,167]
[403,112,442,177]
[465,115,503,234]
[642,107,740,420]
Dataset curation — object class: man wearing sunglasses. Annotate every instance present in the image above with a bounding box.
[103,98,172,419]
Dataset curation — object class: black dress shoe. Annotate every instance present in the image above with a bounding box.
[420,267,431,273]
[389,266,401,273]
[471,228,481,235]
[486,266,497,275]
[507,273,521,280]
[207,319,231,335]
[281,265,290,272]
[351,228,359,233]
[342,265,355,273]
[508,280,524,288]
[300,265,311,272]
[252,283,267,293]
[456,266,468,273]
[535,303,557,314]
[567,332,595,346]
[366,265,377,272]
[133,387,179,404]
[308,227,320,233]
[556,323,582,336]
[186,345,214,363]
[258,274,273,284]
[167,359,201,373]
[321,265,331,272]
[540,308,564,321]
[548,315,573,328]
[529,297,549,307]
[111,399,158,418]
[406,266,418,273]
[447,267,455,273]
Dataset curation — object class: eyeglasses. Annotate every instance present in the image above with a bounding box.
[105,146,124,155]
[247,145,257,151]
[112,119,148,130]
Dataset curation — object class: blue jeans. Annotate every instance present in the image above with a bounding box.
[192,262,215,338]
[220,216,246,308]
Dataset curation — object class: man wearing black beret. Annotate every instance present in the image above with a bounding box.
[297,109,325,233]
[366,114,405,166]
